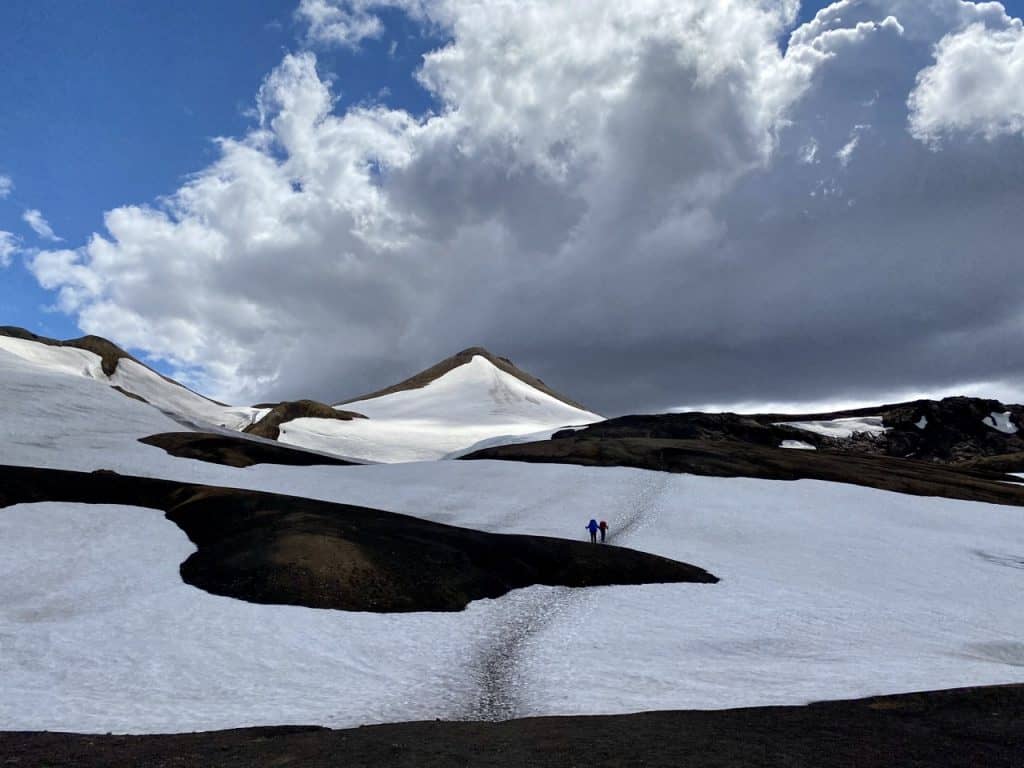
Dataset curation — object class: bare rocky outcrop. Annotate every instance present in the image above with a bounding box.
[465,435,1024,508]
[244,399,367,440]
[140,431,359,468]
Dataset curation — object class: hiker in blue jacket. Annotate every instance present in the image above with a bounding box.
[586,518,599,544]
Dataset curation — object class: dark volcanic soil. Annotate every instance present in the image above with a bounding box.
[4,684,1022,767]
[556,401,1024,466]
[337,346,593,412]
[465,436,1024,507]
[244,399,366,440]
[0,464,716,612]
[139,431,359,468]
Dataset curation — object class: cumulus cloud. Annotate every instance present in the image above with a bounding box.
[0,175,12,199]
[909,20,1024,141]
[22,209,62,242]
[27,0,1024,412]
[0,231,18,267]
[296,0,386,48]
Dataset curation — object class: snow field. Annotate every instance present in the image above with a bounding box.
[3,464,1024,732]
[3,342,1024,732]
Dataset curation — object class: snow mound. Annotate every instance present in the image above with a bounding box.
[0,335,261,430]
[279,355,601,463]
[776,416,889,439]
[983,411,1018,435]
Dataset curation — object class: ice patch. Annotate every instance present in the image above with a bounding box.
[983,411,1018,435]
[915,416,928,430]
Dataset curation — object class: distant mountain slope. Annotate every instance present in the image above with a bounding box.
[0,326,146,377]
[0,329,598,460]
[279,353,601,463]
[0,328,262,430]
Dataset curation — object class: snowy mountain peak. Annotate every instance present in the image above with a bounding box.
[281,352,601,463]
[339,346,592,413]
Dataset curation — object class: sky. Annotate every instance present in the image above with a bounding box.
[2,0,1024,415]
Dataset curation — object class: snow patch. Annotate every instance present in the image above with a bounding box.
[916,416,928,430]
[776,416,889,439]
[780,440,816,450]
[983,411,1018,435]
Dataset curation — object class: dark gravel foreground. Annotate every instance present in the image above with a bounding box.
[3,685,1022,767]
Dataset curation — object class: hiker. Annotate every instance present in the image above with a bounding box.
[599,520,608,543]
[586,518,599,543]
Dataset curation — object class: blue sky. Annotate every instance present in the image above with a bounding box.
[0,0,442,340]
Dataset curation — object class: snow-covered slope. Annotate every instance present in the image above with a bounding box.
[278,355,601,463]
[3,345,1024,733]
[4,469,1024,732]
[0,335,262,430]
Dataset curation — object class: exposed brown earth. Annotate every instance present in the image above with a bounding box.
[4,684,1022,767]
[465,436,1024,507]
[139,431,359,468]
[960,452,1024,475]
[243,399,367,440]
[0,326,230,405]
[337,346,594,412]
[0,465,716,613]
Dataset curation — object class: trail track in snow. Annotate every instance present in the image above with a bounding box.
[463,471,672,721]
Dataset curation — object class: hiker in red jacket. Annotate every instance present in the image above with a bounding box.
[599,520,609,543]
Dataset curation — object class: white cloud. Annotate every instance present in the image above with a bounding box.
[909,20,1024,142]
[836,124,870,167]
[0,231,18,267]
[27,1,1024,411]
[22,209,62,242]
[0,175,12,199]
[296,0,386,48]
[799,139,820,164]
